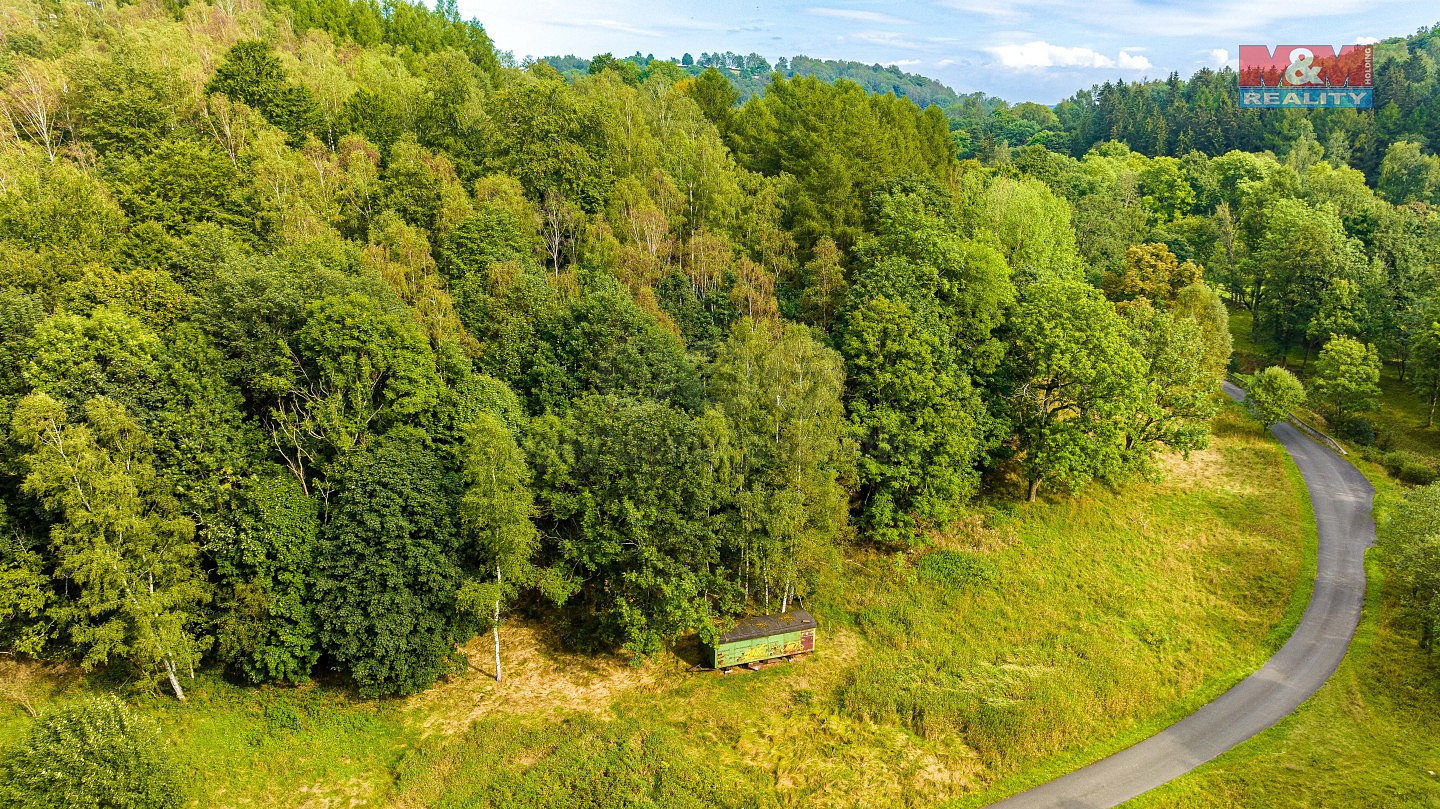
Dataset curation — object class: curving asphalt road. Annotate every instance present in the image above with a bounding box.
[987,382,1376,809]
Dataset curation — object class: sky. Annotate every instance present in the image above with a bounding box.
[460,0,1439,103]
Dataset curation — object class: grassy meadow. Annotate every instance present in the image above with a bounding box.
[1127,471,1440,809]
[0,403,1318,808]
[1119,313,1440,808]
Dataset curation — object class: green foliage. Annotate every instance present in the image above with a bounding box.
[1100,242,1201,303]
[1241,366,1306,427]
[272,293,442,476]
[214,474,322,684]
[0,502,48,657]
[972,177,1081,288]
[730,74,951,251]
[841,295,985,543]
[0,152,126,287]
[1408,311,1440,426]
[206,40,322,144]
[3,0,1436,711]
[0,696,185,809]
[527,395,728,655]
[1006,281,1145,500]
[1386,482,1440,653]
[1138,156,1196,223]
[456,410,541,663]
[22,307,161,412]
[1120,299,1221,471]
[1378,140,1440,205]
[1172,282,1234,379]
[69,50,181,157]
[707,321,852,608]
[1381,450,1440,485]
[1311,335,1381,424]
[106,138,248,234]
[683,67,739,132]
[11,393,208,696]
[313,430,461,696]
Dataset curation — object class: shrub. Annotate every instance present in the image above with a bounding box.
[1336,416,1376,446]
[1382,450,1439,485]
[917,550,998,589]
[0,696,185,809]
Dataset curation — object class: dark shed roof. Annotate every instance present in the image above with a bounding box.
[716,609,817,644]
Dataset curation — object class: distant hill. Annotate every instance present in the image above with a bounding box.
[540,51,963,109]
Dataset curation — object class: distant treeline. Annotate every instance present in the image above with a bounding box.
[546,25,1440,186]
[954,25,1440,181]
[543,51,961,108]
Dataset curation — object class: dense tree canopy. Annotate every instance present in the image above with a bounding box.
[37,0,1440,694]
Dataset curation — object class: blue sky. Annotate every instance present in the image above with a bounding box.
[461,0,1438,103]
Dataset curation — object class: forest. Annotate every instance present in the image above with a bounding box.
[0,0,1436,726]
[954,25,1440,183]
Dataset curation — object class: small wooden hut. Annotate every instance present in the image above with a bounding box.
[704,609,816,670]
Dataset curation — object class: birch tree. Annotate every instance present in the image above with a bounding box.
[707,321,850,610]
[10,393,208,699]
[1,61,68,163]
[457,412,537,683]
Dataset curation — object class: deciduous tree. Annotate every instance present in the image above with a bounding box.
[1241,365,1306,427]
[1006,281,1144,501]
[11,394,208,699]
[1311,334,1380,426]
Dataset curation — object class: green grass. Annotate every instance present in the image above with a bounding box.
[1126,472,1440,808]
[1123,309,1440,808]
[0,405,1318,808]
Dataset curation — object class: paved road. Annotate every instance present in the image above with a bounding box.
[987,382,1375,809]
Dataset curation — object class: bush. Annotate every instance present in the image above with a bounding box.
[1384,483,1440,654]
[1382,450,1439,485]
[1336,416,1376,446]
[0,696,185,809]
[916,550,998,589]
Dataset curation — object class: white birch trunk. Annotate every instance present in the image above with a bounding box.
[164,658,185,701]
[493,566,502,684]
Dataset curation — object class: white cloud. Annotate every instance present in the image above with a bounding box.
[807,7,911,26]
[850,30,927,49]
[934,0,1028,22]
[1117,51,1151,69]
[1355,36,1380,45]
[551,18,665,38]
[965,0,1378,38]
[1209,47,1230,67]
[890,58,922,66]
[986,40,1151,70]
